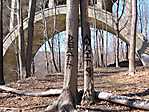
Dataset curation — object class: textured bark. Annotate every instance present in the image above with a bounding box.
[95,31,100,68]
[16,0,26,79]
[46,0,79,111]
[115,0,125,67]
[41,0,50,73]
[80,0,95,105]
[47,39,59,72]
[0,0,5,85]
[9,0,16,32]
[99,30,105,67]
[129,0,137,75]
[126,0,132,37]
[26,0,36,77]
[126,43,129,60]
[58,34,61,72]
[115,0,120,68]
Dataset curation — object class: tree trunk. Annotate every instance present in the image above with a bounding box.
[0,0,5,85]
[126,43,129,61]
[129,0,137,75]
[80,0,95,105]
[105,32,108,67]
[115,0,125,67]
[41,0,50,73]
[26,0,36,77]
[96,30,100,68]
[115,0,120,68]
[99,30,105,67]
[138,0,143,33]
[47,38,59,72]
[115,38,119,67]
[9,0,16,32]
[58,33,61,72]
[16,0,26,79]
[46,0,79,111]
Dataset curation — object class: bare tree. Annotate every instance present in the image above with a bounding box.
[0,0,5,85]
[80,0,95,105]
[126,43,129,60]
[99,29,105,67]
[144,5,148,39]
[57,33,61,72]
[46,0,79,111]
[26,0,36,77]
[48,37,59,72]
[41,0,50,73]
[9,0,16,32]
[138,0,143,33]
[16,0,26,79]
[129,0,137,75]
[114,0,125,67]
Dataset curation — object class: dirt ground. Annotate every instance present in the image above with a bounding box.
[0,67,149,112]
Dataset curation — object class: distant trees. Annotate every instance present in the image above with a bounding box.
[0,0,5,85]
[129,0,137,75]
[26,0,36,77]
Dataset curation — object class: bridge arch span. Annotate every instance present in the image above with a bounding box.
[3,5,146,82]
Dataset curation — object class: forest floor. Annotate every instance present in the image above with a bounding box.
[0,67,149,112]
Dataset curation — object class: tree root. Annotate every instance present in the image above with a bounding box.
[0,85,62,96]
[45,88,77,112]
[81,89,96,106]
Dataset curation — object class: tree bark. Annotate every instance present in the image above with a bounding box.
[99,29,105,67]
[41,0,50,73]
[9,0,16,32]
[129,0,137,75]
[58,33,61,72]
[80,0,95,105]
[46,0,79,111]
[115,0,120,68]
[115,0,125,67]
[126,43,129,60]
[0,0,5,85]
[16,0,26,79]
[47,39,59,72]
[26,0,36,77]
